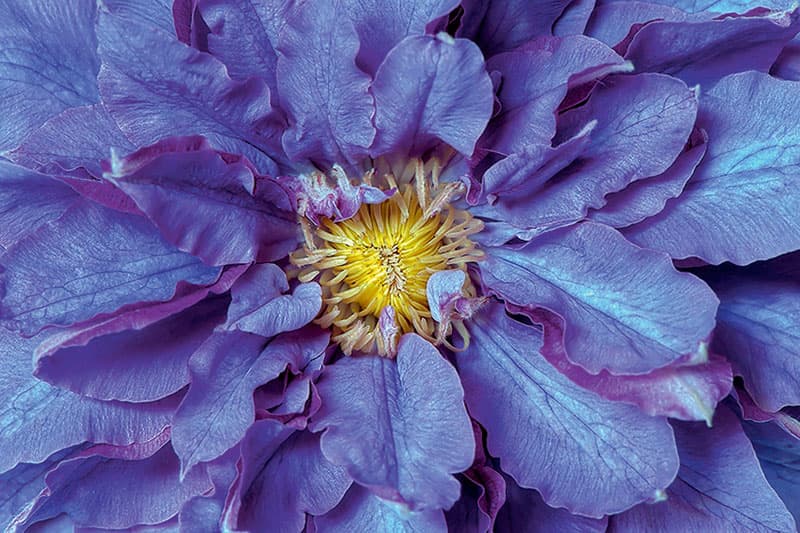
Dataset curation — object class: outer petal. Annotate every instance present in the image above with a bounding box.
[611,407,796,532]
[586,1,688,50]
[313,484,447,533]
[8,104,135,177]
[104,0,176,34]
[172,328,329,475]
[370,35,493,158]
[484,35,624,154]
[707,261,800,412]
[276,0,375,167]
[110,143,298,266]
[0,329,176,474]
[11,437,211,531]
[458,303,679,517]
[624,10,800,87]
[0,201,219,335]
[480,222,718,375]
[535,308,731,423]
[97,10,281,173]
[495,475,608,533]
[624,72,800,265]
[497,73,696,233]
[744,419,800,523]
[644,0,795,13]
[0,0,99,152]
[233,427,352,532]
[310,334,474,511]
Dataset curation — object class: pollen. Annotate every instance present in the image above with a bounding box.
[290,159,483,356]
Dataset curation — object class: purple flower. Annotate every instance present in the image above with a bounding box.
[2,0,800,531]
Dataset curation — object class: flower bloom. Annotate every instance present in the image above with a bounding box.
[2,0,800,531]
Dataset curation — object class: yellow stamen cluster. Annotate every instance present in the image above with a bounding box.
[291,159,483,356]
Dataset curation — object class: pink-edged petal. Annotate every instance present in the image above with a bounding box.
[611,406,796,532]
[458,303,678,517]
[624,72,800,265]
[276,0,375,168]
[371,34,493,158]
[313,484,447,533]
[480,222,718,375]
[310,334,474,511]
[172,327,329,475]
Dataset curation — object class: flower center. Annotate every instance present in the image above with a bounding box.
[291,159,483,356]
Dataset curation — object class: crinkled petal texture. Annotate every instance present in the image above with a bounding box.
[310,334,474,511]
[744,418,800,523]
[480,222,718,375]
[611,407,796,532]
[458,303,679,517]
[625,72,800,265]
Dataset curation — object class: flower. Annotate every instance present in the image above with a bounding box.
[2,0,800,531]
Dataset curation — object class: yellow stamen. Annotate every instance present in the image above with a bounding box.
[290,159,483,356]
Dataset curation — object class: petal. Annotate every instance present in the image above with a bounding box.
[484,35,624,154]
[0,0,99,152]
[178,448,239,532]
[371,34,493,158]
[104,0,176,34]
[495,475,608,533]
[232,425,352,532]
[553,0,596,36]
[0,329,177,474]
[0,201,220,335]
[586,1,688,49]
[643,0,795,13]
[445,466,506,533]
[589,128,708,228]
[480,222,718,375]
[97,10,281,173]
[310,334,474,511]
[224,264,321,338]
[13,437,211,531]
[611,406,796,532]
[624,9,800,87]
[110,142,299,266]
[172,327,330,475]
[313,484,447,533]
[535,308,732,423]
[8,104,135,177]
[707,258,800,411]
[0,161,79,249]
[624,72,800,265]
[458,303,679,516]
[772,37,800,81]
[276,0,375,167]
[457,0,572,55]
[343,0,459,75]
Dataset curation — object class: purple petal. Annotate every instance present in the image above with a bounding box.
[535,308,731,423]
[13,436,211,531]
[495,475,608,533]
[589,127,708,228]
[553,0,596,36]
[276,0,375,167]
[0,161,79,249]
[458,302,679,516]
[110,142,298,266]
[484,35,624,154]
[96,10,281,173]
[480,222,718,374]
[0,0,99,152]
[458,0,572,55]
[772,37,800,80]
[104,0,176,34]
[178,447,239,532]
[708,262,800,412]
[371,34,493,158]
[224,264,321,338]
[344,0,459,75]
[310,334,474,511]
[611,406,796,532]
[586,1,688,49]
[445,462,506,533]
[8,104,135,177]
[644,0,795,14]
[624,71,800,265]
[172,327,330,475]
[313,484,447,533]
[744,418,800,523]
[0,200,219,335]
[624,10,800,87]
[233,426,352,532]
[0,328,177,474]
